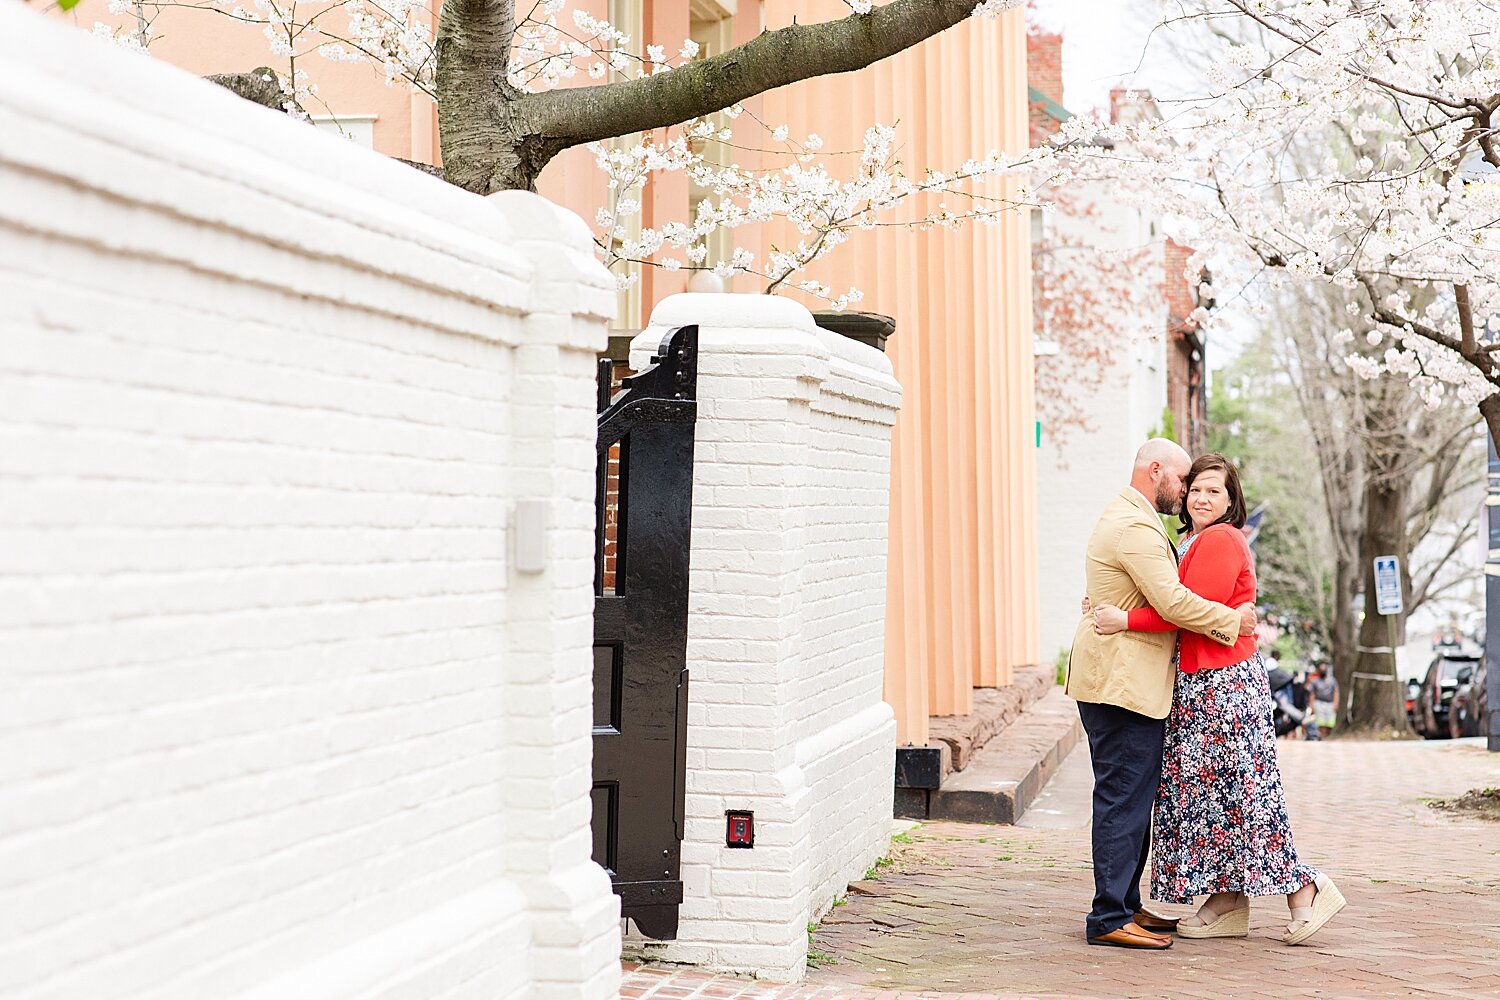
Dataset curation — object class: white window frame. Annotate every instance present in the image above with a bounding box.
[310,113,379,148]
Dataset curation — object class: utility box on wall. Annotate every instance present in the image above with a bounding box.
[725,811,754,848]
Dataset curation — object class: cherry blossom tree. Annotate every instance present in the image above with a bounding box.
[85,1,1019,189]
[1213,280,1483,728]
[67,0,1087,303]
[1149,1,1500,433]
[1123,0,1500,728]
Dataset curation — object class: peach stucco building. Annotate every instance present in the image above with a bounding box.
[72,0,1040,746]
[758,4,1040,747]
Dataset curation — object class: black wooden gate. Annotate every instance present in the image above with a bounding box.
[591,325,697,940]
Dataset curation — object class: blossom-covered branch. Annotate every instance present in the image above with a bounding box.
[85,0,1080,304]
[1103,2,1500,433]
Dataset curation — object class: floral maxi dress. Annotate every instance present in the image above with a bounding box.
[1150,624,1319,900]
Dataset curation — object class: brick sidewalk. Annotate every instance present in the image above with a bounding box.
[623,738,1500,999]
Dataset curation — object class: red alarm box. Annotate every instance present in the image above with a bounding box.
[725,810,754,848]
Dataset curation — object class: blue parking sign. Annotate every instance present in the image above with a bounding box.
[1374,555,1402,615]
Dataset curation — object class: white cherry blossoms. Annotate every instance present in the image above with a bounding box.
[591,112,1062,308]
[1112,0,1500,407]
[321,0,437,93]
[94,0,1043,307]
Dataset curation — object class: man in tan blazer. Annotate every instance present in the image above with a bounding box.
[1069,438,1256,950]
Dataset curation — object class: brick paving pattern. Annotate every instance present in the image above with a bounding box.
[623,738,1500,999]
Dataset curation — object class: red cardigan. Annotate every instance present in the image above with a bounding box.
[1127,523,1257,673]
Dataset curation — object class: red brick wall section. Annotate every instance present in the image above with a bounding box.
[1164,238,1204,453]
[1027,29,1064,146]
[600,364,634,594]
[1110,86,1159,126]
[1164,238,1198,328]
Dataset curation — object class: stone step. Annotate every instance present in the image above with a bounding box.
[927,664,1053,776]
[925,687,1083,825]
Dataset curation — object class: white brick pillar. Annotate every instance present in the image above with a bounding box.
[489,193,623,1000]
[625,294,901,981]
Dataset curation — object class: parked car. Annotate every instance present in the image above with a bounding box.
[1416,651,1481,739]
[1449,657,1489,739]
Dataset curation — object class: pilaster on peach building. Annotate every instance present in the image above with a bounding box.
[74,0,1041,747]
[759,3,1041,747]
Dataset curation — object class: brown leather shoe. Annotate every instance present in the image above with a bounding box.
[1087,921,1173,949]
[1133,909,1180,933]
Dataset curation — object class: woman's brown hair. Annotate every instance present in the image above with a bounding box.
[1177,452,1248,535]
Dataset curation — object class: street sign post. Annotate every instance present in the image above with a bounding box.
[1488,436,1500,752]
[1372,555,1404,724]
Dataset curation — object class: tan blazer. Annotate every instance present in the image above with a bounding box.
[1066,488,1240,719]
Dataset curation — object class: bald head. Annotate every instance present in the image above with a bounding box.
[1134,437,1190,472]
[1131,437,1192,515]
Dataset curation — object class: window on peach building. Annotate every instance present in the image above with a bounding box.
[312,114,378,148]
[689,1,736,290]
[609,0,645,329]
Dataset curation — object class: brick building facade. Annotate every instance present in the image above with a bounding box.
[1163,237,1210,457]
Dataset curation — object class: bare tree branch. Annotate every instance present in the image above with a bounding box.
[1409,521,1480,612]
[434,0,1010,192]
[519,1,995,148]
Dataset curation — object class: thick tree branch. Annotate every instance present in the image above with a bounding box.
[207,67,445,181]
[1356,273,1466,355]
[394,158,448,181]
[1480,109,1500,169]
[1456,283,1477,355]
[518,0,1004,147]
[207,67,299,114]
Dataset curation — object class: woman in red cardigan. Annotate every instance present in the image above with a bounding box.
[1092,454,1345,945]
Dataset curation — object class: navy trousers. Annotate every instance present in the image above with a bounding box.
[1076,700,1167,939]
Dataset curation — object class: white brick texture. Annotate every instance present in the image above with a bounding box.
[0,8,618,999]
[625,294,901,982]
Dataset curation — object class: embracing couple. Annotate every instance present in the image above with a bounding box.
[1066,439,1346,950]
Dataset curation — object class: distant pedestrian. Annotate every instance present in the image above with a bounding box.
[1265,659,1307,739]
[1309,665,1339,732]
[1093,453,1346,946]
[1067,439,1257,951]
[1291,671,1320,740]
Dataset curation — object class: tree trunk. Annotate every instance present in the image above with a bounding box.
[1480,395,1500,467]
[435,0,551,193]
[1329,550,1358,685]
[1344,416,1409,730]
[432,0,999,194]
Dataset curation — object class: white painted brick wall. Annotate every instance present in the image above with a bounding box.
[0,8,618,999]
[625,295,900,982]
